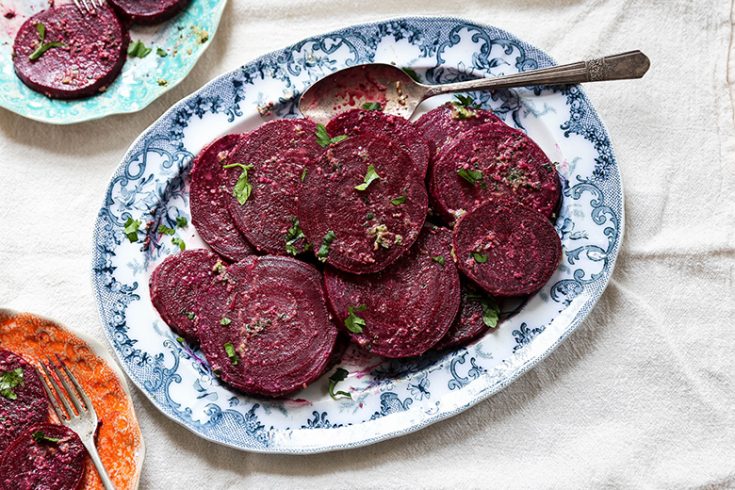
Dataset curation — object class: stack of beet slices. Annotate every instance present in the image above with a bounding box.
[12,0,191,99]
[150,99,563,398]
[0,349,89,490]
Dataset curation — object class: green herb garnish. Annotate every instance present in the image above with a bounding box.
[175,216,188,228]
[171,237,186,251]
[472,251,488,263]
[184,311,196,320]
[453,94,478,108]
[390,194,407,205]
[344,305,367,334]
[401,67,421,82]
[355,164,380,191]
[315,124,348,148]
[220,317,232,326]
[32,431,60,444]
[158,224,175,236]
[328,368,352,400]
[285,217,308,256]
[123,217,141,243]
[176,336,185,343]
[432,255,446,266]
[316,230,336,262]
[128,40,152,58]
[213,260,226,274]
[362,102,382,111]
[457,168,483,185]
[28,23,64,61]
[156,47,168,57]
[300,167,308,182]
[0,368,24,401]
[224,342,239,365]
[480,298,500,328]
[223,163,254,205]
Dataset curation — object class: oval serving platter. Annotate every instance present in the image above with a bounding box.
[92,17,623,454]
[0,0,226,125]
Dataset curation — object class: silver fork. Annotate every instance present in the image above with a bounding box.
[39,356,116,490]
[73,0,105,14]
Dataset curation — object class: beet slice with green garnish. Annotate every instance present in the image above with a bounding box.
[326,108,430,178]
[0,350,48,454]
[149,249,229,344]
[298,132,428,274]
[196,256,338,397]
[225,119,322,257]
[324,225,460,359]
[190,134,256,262]
[0,423,86,490]
[429,123,561,222]
[434,280,501,350]
[108,0,190,24]
[453,200,562,297]
[12,4,128,100]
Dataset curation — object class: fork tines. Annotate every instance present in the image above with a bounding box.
[39,355,93,422]
[73,0,106,14]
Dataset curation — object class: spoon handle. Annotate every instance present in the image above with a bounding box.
[422,50,650,98]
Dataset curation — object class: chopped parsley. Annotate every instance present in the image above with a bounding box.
[316,230,336,262]
[344,305,367,334]
[300,167,308,182]
[156,47,168,57]
[176,336,185,343]
[32,431,60,444]
[171,237,186,251]
[362,102,382,111]
[450,95,479,120]
[285,217,308,256]
[158,224,175,236]
[183,311,196,320]
[223,163,255,205]
[355,164,380,191]
[29,23,64,61]
[220,317,232,326]
[123,217,141,243]
[212,260,226,274]
[328,368,352,400]
[176,216,188,228]
[401,67,421,82]
[453,94,478,108]
[0,368,24,400]
[472,251,488,264]
[128,40,152,58]
[432,255,446,266]
[390,194,407,206]
[457,168,483,185]
[224,342,239,365]
[315,124,348,148]
[480,298,500,328]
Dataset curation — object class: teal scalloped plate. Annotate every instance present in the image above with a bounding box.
[0,0,227,125]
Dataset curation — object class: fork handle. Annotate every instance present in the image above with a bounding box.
[422,50,650,97]
[81,439,116,490]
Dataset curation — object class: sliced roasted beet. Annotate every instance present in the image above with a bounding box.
[12,5,128,100]
[324,225,460,358]
[225,119,322,256]
[149,249,228,343]
[190,134,256,261]
[326,109,430,177]
[413,102,504,161]
[196,256,338,397]
[434,280,500,350]
[0,423,86,490]
[430,124,561,221]
[0,350,48,453]
[108,0,190,24]
[453,200,562,297]
[298,132,428,274]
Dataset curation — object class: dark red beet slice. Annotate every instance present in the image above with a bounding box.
[0,423,86,490]
[190,134,256,262]
[324,225,460,358]
[298,132,428,274]
[413,102,504,161]
[430,124,561,221]
[196,256,338,397]
[434,280,500,350]
[326,109,430,178]
[149,249,229,343]
[225,119,322,256]
[108,0,190,24]
[453,200,562,297]
[0,350,48,453]
[12,5,128,100]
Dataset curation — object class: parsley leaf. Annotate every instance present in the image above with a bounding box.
[224,342,239,365]
[0,368,24,400]
[300,167,308,182]
[176,336,185,343]
[316,230,336,262]
[453,94,478,108]
[480,298,500,328]
[183,311,196,320]
[355,164,380,191]
[285,217,308,256]
[432,255,445,266]
[156,47,168,57]
[175,216,188,228]
[220,317,231,326]
[123,217,141,243]
[315,124,348,148]
[32,431,60,443]
[362,102,382,111]
[457,168,483,185]
[328,368,352,400]
[472,251,488,263]
[171,237,186,251]
[28,23,64,61]
[391,194,407,205]
[158,224,175,236]
[401,67,421,82]
[344,305,367,333]
[223,163,255,205]
[128,40,152,58]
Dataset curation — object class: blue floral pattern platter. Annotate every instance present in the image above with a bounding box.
[92,17,623,454]
[0,0,226,125]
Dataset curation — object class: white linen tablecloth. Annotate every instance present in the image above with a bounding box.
[1,0,734,488]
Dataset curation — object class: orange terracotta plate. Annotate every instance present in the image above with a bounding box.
[0,310,145,490]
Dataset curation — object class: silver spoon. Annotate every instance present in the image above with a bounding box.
[299,50,650,124]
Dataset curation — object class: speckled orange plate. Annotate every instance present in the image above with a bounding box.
[0,310,145,490]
